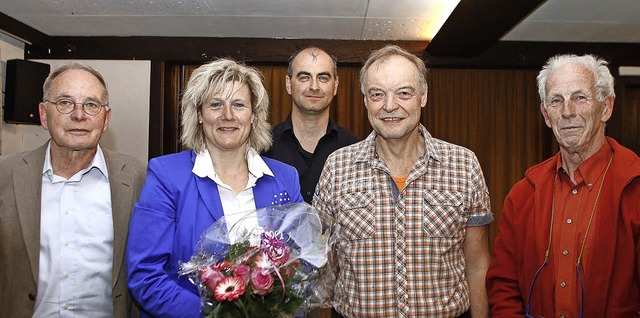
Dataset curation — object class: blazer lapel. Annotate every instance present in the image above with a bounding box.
[104,151,136,288]
[15,144,47,284]
[195,176,224,220]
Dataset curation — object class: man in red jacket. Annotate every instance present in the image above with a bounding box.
[486,54,640,317]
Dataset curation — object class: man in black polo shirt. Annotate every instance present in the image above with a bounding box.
[264,46,359,203]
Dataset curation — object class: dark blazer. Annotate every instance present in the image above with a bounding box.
[126,149,303,318]
[0,142,146,318]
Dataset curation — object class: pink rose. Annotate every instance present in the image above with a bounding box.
[251,268,274,296]
[201,266,225,292]
[232,265,251,284]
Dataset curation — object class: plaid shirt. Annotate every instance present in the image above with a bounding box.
[314,125,493,318]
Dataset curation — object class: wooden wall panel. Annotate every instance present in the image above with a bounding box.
[333,66,370,138]
[254,65,291,124]
[608,77,640,155]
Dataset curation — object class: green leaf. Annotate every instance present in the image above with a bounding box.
[226,240,252,261]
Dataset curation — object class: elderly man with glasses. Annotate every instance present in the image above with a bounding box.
[0,62,146,317]
[486,54,640,317]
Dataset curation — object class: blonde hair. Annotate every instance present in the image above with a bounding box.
[180,58,272,153]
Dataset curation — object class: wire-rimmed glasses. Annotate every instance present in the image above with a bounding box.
[525,260,585,318]
[45,98,109,116]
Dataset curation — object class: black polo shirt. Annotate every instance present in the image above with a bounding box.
[264,114,360,203]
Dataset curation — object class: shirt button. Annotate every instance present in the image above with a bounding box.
[563,249,569,255]
[572,189,578,194]
[567,218,573,224]
[560,281,566,288]
[64,210,70,215]
[63,303,70,310]
[560,315,566,318]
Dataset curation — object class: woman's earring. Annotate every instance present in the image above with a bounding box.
[198,120,202,124]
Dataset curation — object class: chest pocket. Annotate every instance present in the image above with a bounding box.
[337,190,376,240]
[423,190,465,237]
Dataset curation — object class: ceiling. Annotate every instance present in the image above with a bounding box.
[503,0,640,43]
[1,0,640,67]
[1,0,639,43]
[0,0,459,41]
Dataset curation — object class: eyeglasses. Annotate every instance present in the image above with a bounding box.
[45,99,109,116]
[525,261,585,318]
[525,259,547,318]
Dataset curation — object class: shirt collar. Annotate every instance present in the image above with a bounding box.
[352,124,441,164]
[555,140,614,190]
[326,117,340,135]
[43,141,109,180]
[271,114,294,141]
[192,147,274,180]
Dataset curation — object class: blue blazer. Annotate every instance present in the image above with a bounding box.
[126,150,302,317]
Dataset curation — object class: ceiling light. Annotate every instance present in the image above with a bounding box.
[420,0,460,40]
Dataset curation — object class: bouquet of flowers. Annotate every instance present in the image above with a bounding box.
[179,202,333,318]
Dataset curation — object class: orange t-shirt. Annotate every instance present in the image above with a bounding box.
[393,176,407,192]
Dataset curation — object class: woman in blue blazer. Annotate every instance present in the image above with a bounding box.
[126,59,303,317]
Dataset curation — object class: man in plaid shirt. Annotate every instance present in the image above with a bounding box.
[313,45,493,318]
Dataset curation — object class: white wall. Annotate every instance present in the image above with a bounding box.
[0,35,150,162]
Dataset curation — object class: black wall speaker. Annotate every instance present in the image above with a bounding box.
[4,59,51,124]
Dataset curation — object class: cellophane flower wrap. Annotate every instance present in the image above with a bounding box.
[179,202,333,318]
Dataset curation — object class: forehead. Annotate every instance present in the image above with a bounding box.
[210,80,251,99]
[50,69,104,96]
[291,49,334,74]
[546,63,595,94]
[366,55,419,88]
